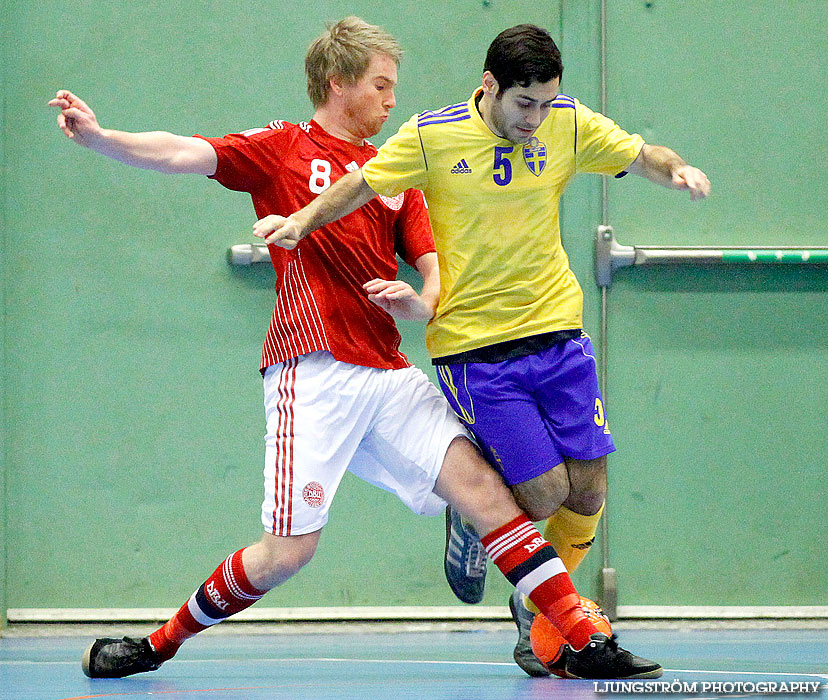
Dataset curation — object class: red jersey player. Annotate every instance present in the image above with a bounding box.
[48,16,660,681]
[199,118,433,373]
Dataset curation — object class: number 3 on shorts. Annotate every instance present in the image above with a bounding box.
[594,397,605,427]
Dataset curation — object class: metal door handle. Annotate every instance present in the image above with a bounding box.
[595,225,828,287]
[228,244,270,265]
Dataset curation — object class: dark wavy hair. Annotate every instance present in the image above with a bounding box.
[484,24,563,96]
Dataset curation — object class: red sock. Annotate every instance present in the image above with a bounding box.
[481,516,597,650]
[148,548,265,661]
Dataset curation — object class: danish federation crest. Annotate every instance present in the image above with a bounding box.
[303,481,325,508]
[523,137,547,176]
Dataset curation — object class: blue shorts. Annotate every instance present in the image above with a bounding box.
[435,333,615,485]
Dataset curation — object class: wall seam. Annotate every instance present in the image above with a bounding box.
[0,0,10,628]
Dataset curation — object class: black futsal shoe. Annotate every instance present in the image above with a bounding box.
[564,633,663,679]
[443,506,488,604]
[82,636,161,678]
[508,589,552,677]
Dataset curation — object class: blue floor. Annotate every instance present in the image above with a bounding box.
[2,628,827,700]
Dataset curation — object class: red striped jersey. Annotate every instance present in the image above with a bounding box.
[197,120,434,372]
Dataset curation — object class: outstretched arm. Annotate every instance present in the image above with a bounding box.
[626,144,710,201]
[252,169,377,249]
[48,90,217,175]
[363,252,440,321]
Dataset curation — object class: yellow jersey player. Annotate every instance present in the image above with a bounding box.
[256,23,709,678]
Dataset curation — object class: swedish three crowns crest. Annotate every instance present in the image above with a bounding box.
[523,137,547,176]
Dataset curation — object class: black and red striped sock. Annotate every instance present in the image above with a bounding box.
[481,515,597,650]
[148,548,265,661]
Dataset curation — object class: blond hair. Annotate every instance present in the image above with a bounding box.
[305,16,402,108]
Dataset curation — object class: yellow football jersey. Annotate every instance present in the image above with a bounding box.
[362,88,644,359]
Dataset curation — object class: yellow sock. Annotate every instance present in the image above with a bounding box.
[524,504,604,614]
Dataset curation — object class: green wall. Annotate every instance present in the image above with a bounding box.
[1,0,9,623]
[2,0,826,620]
[1,0,558,615]
[602,0,828,606]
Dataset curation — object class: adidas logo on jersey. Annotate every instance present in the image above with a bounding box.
[451,159,472,174]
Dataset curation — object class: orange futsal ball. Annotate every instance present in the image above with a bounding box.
[529,596,612,664]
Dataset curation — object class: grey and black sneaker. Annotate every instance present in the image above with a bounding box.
[564,633,663,680]
[82,636,162,678]
[444,506,487,604]
[508,589,553,677]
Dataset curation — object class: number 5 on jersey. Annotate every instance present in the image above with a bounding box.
[493,146,513,186]
[309,159,332,194]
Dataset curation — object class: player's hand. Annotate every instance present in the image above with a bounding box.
[253,214,305,250]
[47,90,103,147]
[672,165,710,201]
[363,278,435,321]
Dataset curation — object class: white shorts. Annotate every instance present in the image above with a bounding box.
[261,351,467,536]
